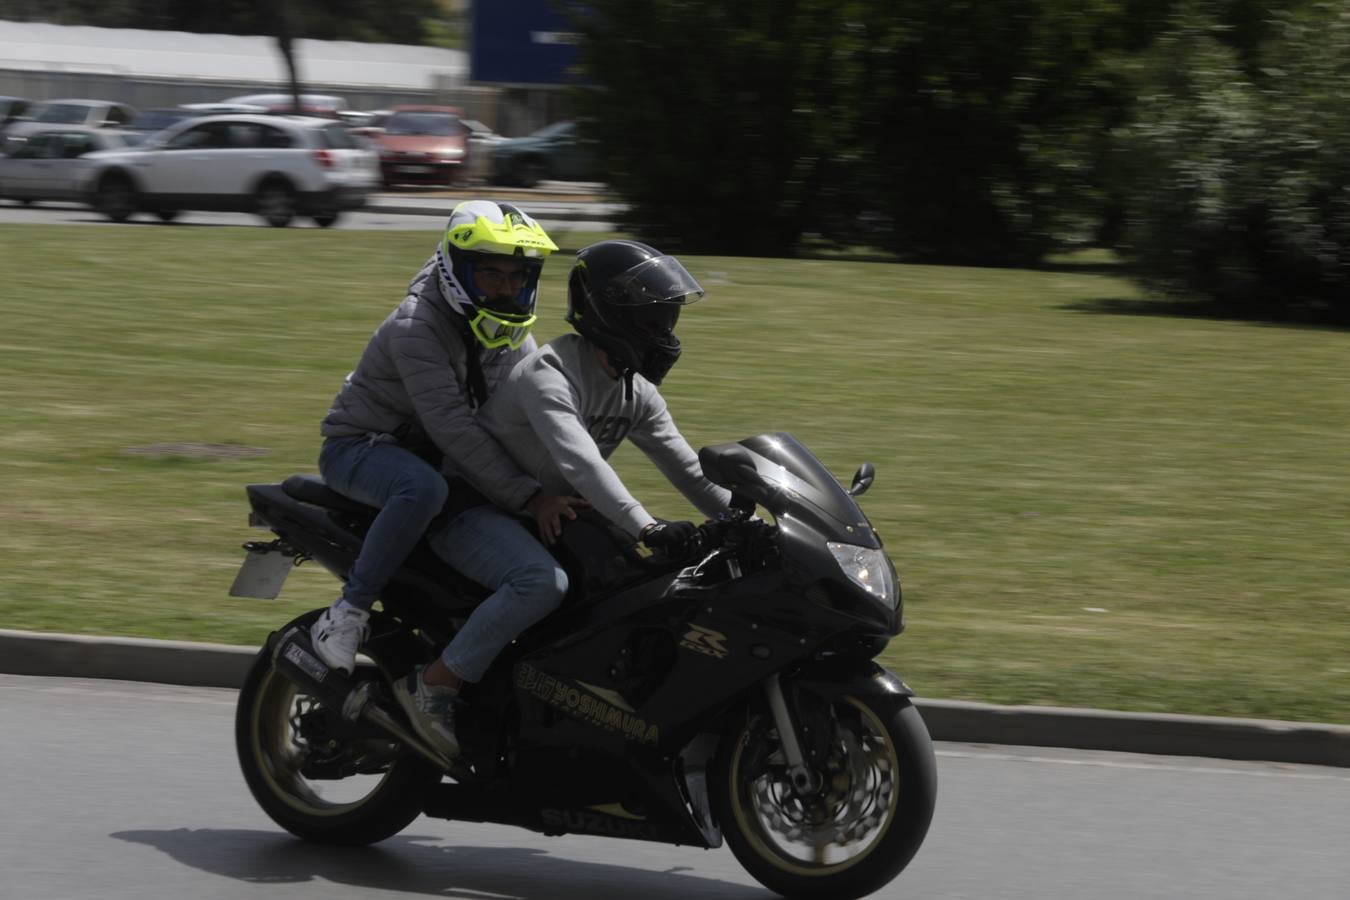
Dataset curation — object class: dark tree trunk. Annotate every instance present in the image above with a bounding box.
[270,0,303,113]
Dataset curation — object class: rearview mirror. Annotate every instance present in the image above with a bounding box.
[698,443,785,515]
[848,463,875,497]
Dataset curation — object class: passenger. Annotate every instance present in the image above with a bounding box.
[309,200,583,759]
[424,240,733,737]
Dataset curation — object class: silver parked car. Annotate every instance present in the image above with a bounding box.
[0,96,32,135]
[121,107,210,146]
[80,114,380,227]
[6,99,137,141]
[0,127,129,204]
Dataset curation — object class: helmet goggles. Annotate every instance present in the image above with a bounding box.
[467,305,538,350]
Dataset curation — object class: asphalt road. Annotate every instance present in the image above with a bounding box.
[2,675,1346,900]
[0,197,615,231]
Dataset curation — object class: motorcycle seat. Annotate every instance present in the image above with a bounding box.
[282,474,376,516]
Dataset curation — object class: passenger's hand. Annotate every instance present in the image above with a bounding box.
[640,519,699,557]
[527,494,590,545]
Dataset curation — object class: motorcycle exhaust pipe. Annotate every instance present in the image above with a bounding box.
[270,626,453,771]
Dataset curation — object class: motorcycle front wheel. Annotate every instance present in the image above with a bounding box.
[712,692,937,899]
[234,610,440,845]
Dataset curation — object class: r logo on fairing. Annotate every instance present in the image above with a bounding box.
[679,623,729,659]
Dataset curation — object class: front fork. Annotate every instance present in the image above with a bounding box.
[764,673,823,794]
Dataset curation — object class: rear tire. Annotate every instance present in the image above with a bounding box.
[235,610,440,845]
[95,174,136,222]
[312,210,340,227]
[155,209,179,223]
[712,692,937,899]
[255,179,297,227]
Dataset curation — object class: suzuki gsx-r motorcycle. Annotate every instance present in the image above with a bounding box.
[230,432,936,899]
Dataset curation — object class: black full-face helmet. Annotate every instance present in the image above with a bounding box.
[566,240,704,385]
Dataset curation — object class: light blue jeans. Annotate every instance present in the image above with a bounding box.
[429,505,569,683]
[319,435,448,611]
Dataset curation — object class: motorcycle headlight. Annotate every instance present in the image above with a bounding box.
[827,542,898,610]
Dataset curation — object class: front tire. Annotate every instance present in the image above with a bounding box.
[235,610,440,845]
[712,692,937,899]
[95,173,137,222]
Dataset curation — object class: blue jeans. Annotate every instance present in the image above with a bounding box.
[319,435,448,611]
[429,505,569,683]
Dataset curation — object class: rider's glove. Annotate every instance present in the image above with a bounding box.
[641,519,699,556]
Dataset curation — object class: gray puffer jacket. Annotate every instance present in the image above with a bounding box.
[320,255,540,512]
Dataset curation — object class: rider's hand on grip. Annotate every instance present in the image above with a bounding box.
[641,518,699,557]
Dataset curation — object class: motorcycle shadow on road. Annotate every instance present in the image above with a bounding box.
[111,828,768,899]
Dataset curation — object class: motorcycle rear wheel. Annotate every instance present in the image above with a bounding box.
[234,610,440,845]
[712,693,937,899]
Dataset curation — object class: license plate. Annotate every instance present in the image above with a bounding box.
[229,549,293,599]
[397,164,435,174]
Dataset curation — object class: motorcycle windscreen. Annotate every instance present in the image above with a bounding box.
[737,432,879,547]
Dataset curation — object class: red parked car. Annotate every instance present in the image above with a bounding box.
[373,105,470,188]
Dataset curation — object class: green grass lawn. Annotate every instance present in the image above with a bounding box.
[2,223,1347,723]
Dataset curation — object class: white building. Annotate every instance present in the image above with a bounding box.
[0,18,576,131]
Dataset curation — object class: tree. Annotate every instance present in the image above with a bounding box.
[1118,1,1350,317]
[268,0,304,114]
[567,1,859,256]
[569,1,1166,262]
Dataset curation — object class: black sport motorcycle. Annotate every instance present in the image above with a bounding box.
[230,432,936,899]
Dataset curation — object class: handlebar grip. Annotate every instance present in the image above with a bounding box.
[694,520,728,555]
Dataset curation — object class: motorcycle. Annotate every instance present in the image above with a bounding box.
[230,431,936,899]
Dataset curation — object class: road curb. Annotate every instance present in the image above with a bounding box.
[2,628,1346,768]
[364,194,624,223]
[0,628,254,690]
[365,203,619,223]
[914,698,1350,768]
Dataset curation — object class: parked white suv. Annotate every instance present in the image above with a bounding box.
[80,114,380,227]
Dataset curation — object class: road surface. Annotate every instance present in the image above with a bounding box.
[0,197,616,231]
[1,675,1346,899]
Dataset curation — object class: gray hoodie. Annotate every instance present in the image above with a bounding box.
[478,333,732,537]
[320,255,540,512]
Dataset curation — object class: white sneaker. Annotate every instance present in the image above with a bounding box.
[309,604,369,675]
[394,665,460,759]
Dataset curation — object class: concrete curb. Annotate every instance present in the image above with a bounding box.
[3,628,1346,768]
[0,629,254,690]
[365,201,619,223]
[364,193,625,224]
[915,698,1350,768]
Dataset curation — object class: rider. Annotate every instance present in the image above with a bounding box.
[422,240,733,718]
[310,202,582,760]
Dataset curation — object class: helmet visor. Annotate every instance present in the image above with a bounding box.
[601,255,704,306]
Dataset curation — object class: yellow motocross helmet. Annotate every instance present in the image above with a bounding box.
[433,200,559,349]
